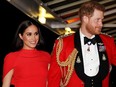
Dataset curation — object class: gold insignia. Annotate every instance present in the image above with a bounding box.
[76,56,81,63]
[102,54,106,61]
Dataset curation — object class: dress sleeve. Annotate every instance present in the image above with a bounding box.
[2,52,16,80]
[45,52,51,63]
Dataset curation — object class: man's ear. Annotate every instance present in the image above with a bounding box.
[83,15,88,23]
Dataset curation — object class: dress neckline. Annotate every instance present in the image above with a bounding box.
[18,49,39,58]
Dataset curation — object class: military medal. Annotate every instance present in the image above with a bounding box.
[87,46,90,51]
[76,56,81,63]
[87,42,91,51]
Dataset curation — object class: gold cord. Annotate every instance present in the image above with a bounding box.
[56,38,78,87]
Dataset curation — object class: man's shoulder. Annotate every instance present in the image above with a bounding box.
[100,32,112,38]
[57,33,74,40]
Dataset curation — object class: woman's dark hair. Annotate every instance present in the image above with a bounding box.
[11,20,44,51]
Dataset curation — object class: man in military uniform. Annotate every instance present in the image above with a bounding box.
[48,1,116,87]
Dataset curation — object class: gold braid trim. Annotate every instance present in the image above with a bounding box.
[56,38,78,87]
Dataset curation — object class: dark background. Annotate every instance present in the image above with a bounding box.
[0,0,115,87]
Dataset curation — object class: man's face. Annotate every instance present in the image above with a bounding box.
[86,9,104,35]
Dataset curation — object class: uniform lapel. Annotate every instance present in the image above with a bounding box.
[74,30,86,81]
[95,35,109,79]
[74,32,109,86]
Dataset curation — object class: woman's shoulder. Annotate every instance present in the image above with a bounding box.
[37,50,50,56]
[6,51,19,57]
[36,50,51,61]
[4,51,20,61]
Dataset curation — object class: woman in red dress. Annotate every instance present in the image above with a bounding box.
[2,20,51,87]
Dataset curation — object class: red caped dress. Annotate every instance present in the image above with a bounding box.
[3,49,51,87]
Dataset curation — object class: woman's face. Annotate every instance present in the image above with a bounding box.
[19,25,39,50]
